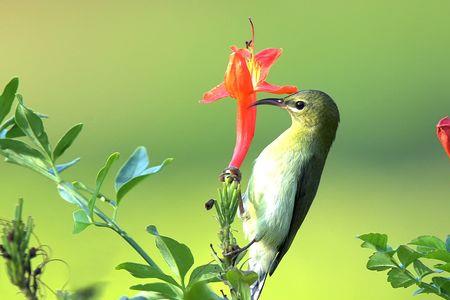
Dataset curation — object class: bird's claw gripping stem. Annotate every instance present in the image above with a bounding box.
[219,167,242,183]
[223,238,256,259]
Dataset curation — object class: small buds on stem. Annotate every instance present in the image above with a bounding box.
[207,169,258,300]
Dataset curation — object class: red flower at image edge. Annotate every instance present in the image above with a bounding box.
[202,20,298,168]
[437,116,450,159]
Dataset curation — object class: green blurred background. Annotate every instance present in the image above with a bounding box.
[1,0,449,299]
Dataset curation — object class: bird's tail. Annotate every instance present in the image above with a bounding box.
[248,243,277,300]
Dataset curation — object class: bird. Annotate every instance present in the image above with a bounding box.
[240,90,340,299]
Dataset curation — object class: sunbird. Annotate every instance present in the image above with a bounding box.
[240,90,340,299]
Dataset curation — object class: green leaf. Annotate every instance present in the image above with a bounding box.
[116,262,179,287]
[184,282,222,300]
[432,277,450,294]
[425,250,450,263]
[0,77,19,123]
[226,269,251,300]
[51,157,81,174]
[358,233,388,251]
[130,282,181,299]
[72,210,92,234]
[147,225,194,283]
[53,124,83,161]
[367,252,397,271]
[88,152,120,217]
[15,99,51,156]
[241,271,258,286]
[397,245,422,267]
[0,113,48,139]
[435,263,450,272]
[57,182,89,211]
[414,285,438,296]
[387,268,416,288]
[5,123,25,138]
[413,260,434,279]
[410,236,446,253]
[188,264,222,286]
[0,138,50,176]
[115,146,173,202]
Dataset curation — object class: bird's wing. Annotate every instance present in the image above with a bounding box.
[268,154,325,275]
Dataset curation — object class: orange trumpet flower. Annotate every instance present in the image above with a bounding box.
[202,19,298,168]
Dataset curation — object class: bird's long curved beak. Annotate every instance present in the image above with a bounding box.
[250,98,286,108]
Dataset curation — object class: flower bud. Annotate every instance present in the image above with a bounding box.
[33,267,42,276]
[437,116,450,159]
[205,199,215,210]
[29,247,37,258]
[7,232,14,242]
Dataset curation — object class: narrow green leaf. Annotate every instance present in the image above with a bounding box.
[88,152,120,217]
[358,233,388,251]
[115,146,173,202]
[425,250,450,263]
[367,252,397,271]
[51,157,81,174]
[57,182,89,212]
[414,285,438,296]
[413,260,434,279]
[0,113,48,139]
[226,269,251,300]
[188,264,222,286]
[53,124,83,161]
[5,123,25,138]
[432,277,450,294]
[397,245,422,267]
[446,235,450,252]
[116,262,179,287]
[0,138,50,176]
[147,225,194,282]
[0,77,19,123]
[387,268,416,288]
[15,100,51,156]
[435,263,450,272]
[72,210,92,234]
[410,236,446,253]
[130,282,180,299]
[241,271,258,285]
[184,282,222,300]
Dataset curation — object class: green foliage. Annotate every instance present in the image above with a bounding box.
[72,210,92,234]
[118,225,225,300]
[53,123,83,161]
[88,152,120,217]
[359,233,450,299]
[147,225,194,283]
[115,146,173,202]
[0,78,255,300]
[0,77,19,123]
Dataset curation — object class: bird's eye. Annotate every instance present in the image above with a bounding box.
[295,101,305,110]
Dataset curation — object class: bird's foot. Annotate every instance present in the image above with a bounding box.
[223,239,256,259]
[219,167,241,183]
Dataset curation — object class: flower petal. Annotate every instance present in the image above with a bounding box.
[230,46,251,59]
[229,93,257,168]
[201,83,229,103]
[255,81,298,94]
[437,116,450,159]
[255,48,283,82]
[224,51,254,99]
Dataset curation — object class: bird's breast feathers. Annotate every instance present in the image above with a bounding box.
[243,131,313,246]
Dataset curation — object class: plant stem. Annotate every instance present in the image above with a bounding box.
[50,164,160,270]
[110,225,160,270]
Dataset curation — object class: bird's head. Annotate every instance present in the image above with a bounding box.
[253,90,340,129]
[253,90,340,145]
